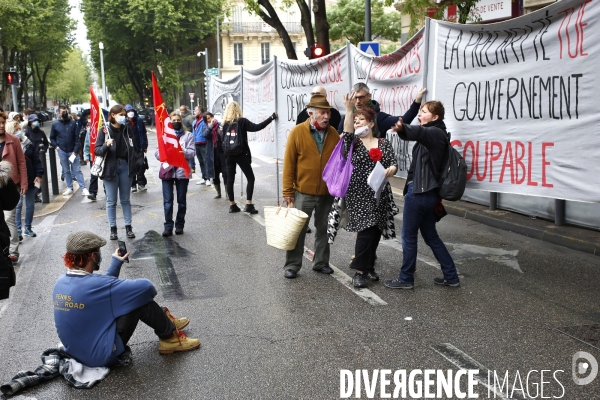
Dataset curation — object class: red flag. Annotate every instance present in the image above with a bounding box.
[152,71,191,177]
[89,86,103,162]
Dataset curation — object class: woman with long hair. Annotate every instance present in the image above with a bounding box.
[340,96,399,288]
[203,112,225,199]
[156,111,195,236]
[221,101,277,214]
[94,105,142,240]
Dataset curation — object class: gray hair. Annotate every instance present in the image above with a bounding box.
[352,82,370,94]
[307,107,316,115]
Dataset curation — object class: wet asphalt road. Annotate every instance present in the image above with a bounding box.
[0,134,599,400]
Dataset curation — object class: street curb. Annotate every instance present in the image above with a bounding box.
[443,203,600,256]
[390,188,600,257]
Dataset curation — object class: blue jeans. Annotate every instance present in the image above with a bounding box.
[399,183,459,284]
[195,144,207,179]
[58,149,86,190]
[104,159,133,227]
[15,187,37,233]
[161,179,189,230]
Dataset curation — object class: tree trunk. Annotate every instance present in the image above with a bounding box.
[313,0,331,55]
[296,0,315,48]
[258,0,298,60]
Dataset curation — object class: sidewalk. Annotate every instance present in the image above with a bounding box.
[389,176,600,257]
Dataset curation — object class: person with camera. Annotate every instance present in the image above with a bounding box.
[53,231,200,368]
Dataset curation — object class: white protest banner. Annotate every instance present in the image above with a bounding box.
[427,0,599,203]
[243,61,278,158]
[208,73,242,116]
[350,30,426,175]
[276,46,349,156]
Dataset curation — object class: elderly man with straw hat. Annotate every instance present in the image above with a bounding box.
[53,231,200,367]
[282,94,340,279]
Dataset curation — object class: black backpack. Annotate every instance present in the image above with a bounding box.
[435,132,467,201]
[221,120,244,156]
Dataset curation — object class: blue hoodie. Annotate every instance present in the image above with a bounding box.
[53,256,157,367]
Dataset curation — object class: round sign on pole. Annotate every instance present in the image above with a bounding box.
[189,93,195,100]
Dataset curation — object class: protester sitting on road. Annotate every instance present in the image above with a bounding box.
[0,160,21,300]
[282,94,339,279]
[337,83,426,139]
[49,105,89,197]
[94,105,141,240]
[221,101,277,214]
[156,112,195,237]
[14,124,43,240]
[53,231,200,368]
[203,112,223,198]
[339,96,399,288]
[384,101,460,290]
[0,112,28,264]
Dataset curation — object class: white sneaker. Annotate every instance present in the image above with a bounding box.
[82,188,90,196]
[196,179,206,185]
[205,179,213,186]
[63,188,73,196]
[138,185,146,191]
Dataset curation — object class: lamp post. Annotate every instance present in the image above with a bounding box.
[365,0,371,41]
[197,48,209,108]
[216,16,222,79]
[99,42,108,108]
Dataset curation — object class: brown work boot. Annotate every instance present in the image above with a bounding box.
[159,330,201,354]
[164,306,189,330]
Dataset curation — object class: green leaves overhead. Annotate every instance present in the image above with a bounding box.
[327,0,403,44]
[82,0,223,106]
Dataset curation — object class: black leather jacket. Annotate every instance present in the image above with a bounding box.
[399,120,449,195]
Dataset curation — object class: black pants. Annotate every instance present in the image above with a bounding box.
[213,151,228,186]
[131,172,147,188]
[115,301,175,345]
[89,174,98,195]
[225,153,254,202]
[350,225,382,273]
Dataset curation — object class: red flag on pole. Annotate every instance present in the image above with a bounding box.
[89,86,103,162]
[152,71,191,177]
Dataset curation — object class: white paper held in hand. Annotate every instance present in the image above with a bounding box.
[68,154,77,163]
[367,161,388,205]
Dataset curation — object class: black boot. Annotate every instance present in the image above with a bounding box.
[125,225,135,238]
[214,184,222,199]
[110,226,118,240]
[243,204,258,214]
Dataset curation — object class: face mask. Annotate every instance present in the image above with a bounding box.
[93,252,102,270]
[127,112,135,118]
[116,115,127,125]
[354,125,370,138]
[313,119,328,131]
[61,111,69,120]
[172,122,183,131]
[32,121,40,127]
[15,131,23,139]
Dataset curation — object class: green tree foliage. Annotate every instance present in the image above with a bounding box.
[394,0,481,37]
[0,0,73,110]
[82,0,223,108]
[328,0,403,44]
[47,48,92,105]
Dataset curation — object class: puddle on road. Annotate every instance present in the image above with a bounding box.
[131,230,192,300]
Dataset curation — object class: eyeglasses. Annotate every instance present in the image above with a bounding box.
[355,95,367,101]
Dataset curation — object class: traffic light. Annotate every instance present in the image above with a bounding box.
[4,71,19,86]
[304,44,325,59]
[204,76,210,104]
[145,97,149,106]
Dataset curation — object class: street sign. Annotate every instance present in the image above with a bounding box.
[189,93,195,100]
[205,68,219,76]
[358,41,380,56]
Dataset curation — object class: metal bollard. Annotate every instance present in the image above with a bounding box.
[39,147,50,203]
[48,147,59,195]
[555,199,566,226]
[490,192,498,211]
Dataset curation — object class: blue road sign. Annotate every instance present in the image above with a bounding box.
[205,68,219,76]
[358,41,380,56]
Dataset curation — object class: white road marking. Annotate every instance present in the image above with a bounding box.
[448,243,522,273]
[249,214,387,306]
[379,238,441,270]
[431,343,529,400]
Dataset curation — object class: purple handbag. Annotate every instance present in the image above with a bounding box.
[158,164,175,180]
[322,138,354,197]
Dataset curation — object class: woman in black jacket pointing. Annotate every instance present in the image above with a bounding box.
[220,101,277,214]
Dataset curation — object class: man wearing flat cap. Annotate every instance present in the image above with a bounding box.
[282,94,340,279]
[53,231,200,367]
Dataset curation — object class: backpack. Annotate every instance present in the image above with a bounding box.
[221,120,244,156]
[435,132,467,201]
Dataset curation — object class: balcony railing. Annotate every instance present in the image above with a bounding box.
[224,22,304,33]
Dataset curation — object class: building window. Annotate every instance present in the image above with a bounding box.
[261,43,270,64]
[234,43,243,65]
